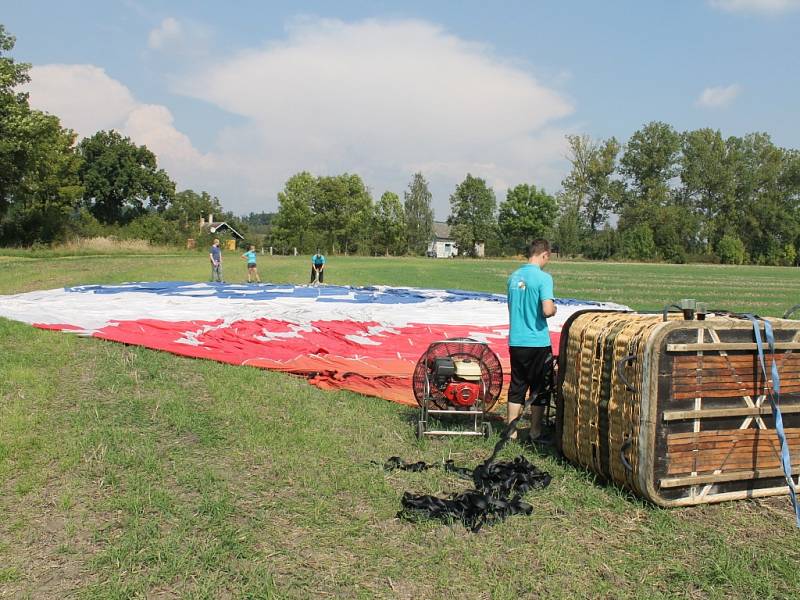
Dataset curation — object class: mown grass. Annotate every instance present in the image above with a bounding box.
[1,252,800,598]
[1,250,799,315]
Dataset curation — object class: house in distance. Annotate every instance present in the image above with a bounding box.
[200,214,244,250]
[427,222,485,258]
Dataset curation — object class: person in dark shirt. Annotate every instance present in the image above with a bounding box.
[209,239,223,282]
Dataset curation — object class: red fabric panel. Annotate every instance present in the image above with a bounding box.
[34,319,560,407]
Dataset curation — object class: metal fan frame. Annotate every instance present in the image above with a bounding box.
[412,338,503,439]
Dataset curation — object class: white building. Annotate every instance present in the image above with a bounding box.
[426,222,485,258]
[427,222,458,258]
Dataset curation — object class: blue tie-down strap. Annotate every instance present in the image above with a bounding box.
[746,314,800,527]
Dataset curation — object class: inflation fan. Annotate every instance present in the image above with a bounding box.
[412,338,503,438]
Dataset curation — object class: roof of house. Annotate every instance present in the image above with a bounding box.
[433,221,452,240]
[202,221,245,240]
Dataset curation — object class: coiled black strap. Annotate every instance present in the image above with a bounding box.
[383,392,552,532]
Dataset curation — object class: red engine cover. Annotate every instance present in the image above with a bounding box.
[442,382,481,407]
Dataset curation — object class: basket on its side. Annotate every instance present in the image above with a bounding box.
[556,311,800,507]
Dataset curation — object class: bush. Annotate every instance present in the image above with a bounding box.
[660,243,687,264]
[66,207,107,239]
[620,224,656,261]
[782,243,797,267]
[583,228,619,260]
[0,204,73,245]
[122,214,181,246]
[717,235,747,265]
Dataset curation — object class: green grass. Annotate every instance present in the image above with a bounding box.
[1,252,800,598]
[2,250,799,315]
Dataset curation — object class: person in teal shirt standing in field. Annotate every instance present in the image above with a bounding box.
[506,239,557,441]
[241,245,261,283]
[310,251,326,284]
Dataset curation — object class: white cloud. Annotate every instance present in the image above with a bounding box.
[147,17,212,58]
[709,0,800,13]
[148,17,182,50]
[124,104,212,168]
[24,64,220,194]
[696,84,742,108]
[24,65,137,134]
[174,17,574,214]
[24,18,575,216]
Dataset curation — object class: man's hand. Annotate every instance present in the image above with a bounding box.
[542,299,557,318]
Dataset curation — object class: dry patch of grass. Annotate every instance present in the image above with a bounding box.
[60,237,154,253]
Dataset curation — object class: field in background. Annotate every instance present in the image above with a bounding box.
[1,249,799,315]
[1,252,800,598]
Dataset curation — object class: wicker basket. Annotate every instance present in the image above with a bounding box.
[556,311,800,507]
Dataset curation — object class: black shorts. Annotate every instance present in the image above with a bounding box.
[247,263,257,269]
[508,346,553,406]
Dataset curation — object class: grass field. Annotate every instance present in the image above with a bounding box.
[1,251,800,599]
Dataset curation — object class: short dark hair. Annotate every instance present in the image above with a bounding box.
[527,239,550,257]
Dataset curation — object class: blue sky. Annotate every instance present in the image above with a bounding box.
[5,0,800,217]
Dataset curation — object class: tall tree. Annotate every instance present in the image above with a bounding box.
[340,174,374,255]
[561,134,622,232]
[311,173,373,254]
[498,183,557,253]
[78,130,175,224]
[619,121,682,208]
[0,24,33,220]
[729,133,799,264]
[448,174,496,257]
[272,171,316,251]
[0,111,83,244]
[553,194,584,258]
[374,191,406,255]
[0,25,84,244]
[680,128,736,250]
[617,122,686,261]
[404,172,434,255]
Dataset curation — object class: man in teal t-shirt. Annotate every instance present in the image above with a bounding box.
[310,251,326,284]
[506,239,557,441]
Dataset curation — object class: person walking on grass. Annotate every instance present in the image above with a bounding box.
[506,239,557,442]
[241,245,261,283]
[209,238,223,283]
[310,250,326,284]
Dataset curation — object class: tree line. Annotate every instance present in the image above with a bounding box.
[2,23,799,264]
[270,124,800,265]
[557,125,800,265]
[267,170,556,257]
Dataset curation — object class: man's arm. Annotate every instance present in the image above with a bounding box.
[541,274,556,317]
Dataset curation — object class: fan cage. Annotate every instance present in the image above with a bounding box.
[412,338,503,411]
